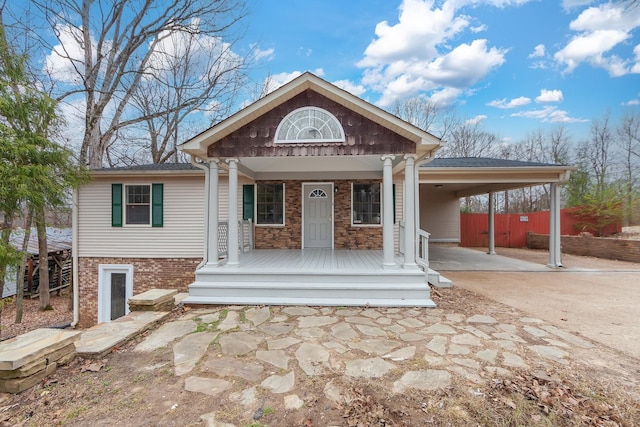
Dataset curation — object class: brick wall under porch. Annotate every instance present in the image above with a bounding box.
[77,257,200,328]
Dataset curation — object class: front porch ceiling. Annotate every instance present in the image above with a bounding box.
[235,155,407,180]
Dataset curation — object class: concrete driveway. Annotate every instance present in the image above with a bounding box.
[431,245,640,360]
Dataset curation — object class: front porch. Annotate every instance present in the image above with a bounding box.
[182,249,437,307]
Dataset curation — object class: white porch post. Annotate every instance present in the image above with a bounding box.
[207,160,220,267]
[487,191,496,255]
[548,183,563,267]
[227,158,240,267]
[403,155,417,268]
[382,155,396,268]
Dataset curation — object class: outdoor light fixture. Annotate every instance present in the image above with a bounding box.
[334,187,338,194]
[434,184,443,189]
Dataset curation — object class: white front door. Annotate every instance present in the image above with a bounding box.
[303,183,333,248]
[98,264,133,323]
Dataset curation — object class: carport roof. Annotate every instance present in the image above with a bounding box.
[423,157,564,168]
[420,157,574,198]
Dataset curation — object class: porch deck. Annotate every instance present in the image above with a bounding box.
[182,249,436,308]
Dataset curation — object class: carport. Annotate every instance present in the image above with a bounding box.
[429,244,551,272]
[418,157,574,268]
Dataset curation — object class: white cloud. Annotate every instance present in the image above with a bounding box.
[465,115,487,125]
[561,0,594,11]
[45,23,91,84]
[487,96,531,109]
[535,89,563,103]
[252,45,275,61]
[357,0,470,69]
[260,68,325,95]
[356,0,513,107]
[262,71,304,94]
[622,99,639,106]
[470,24,487,33]
[511,106,587,123]
[528,44,545,58]
[332,79,367,96]
[554,3,640,75]
[429,87,463,108]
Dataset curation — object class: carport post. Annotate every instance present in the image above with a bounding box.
[487,192,496,255]
[548,183,563,268]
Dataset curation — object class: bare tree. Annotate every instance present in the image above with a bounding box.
[391,96,458,141]
[31,0,249,167]
[617,112,640,224]
[582,112,614,195]
[442,120,500,158]
[116,22,246,165]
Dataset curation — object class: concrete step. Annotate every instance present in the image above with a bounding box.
[185,280,434,307]
[195,269,426,284]
[428,269,453,288]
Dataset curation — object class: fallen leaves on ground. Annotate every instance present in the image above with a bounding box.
[490,369,625,426]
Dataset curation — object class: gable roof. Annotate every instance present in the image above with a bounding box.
[179,72,441,159]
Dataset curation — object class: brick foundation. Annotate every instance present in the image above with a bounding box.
[253,180,383,250]
[527,232,640,263]
[78,257,200,328]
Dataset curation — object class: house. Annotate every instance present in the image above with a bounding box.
[72,73,573,327]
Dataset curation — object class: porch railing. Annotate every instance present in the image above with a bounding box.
[218,219,254,258]
[398,221,405,255]
[416,229,431,270]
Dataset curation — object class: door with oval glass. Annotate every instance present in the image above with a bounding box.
[303,183,333,248]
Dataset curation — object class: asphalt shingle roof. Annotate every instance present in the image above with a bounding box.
[422,157,565,168]
[92,163,200,172]
[93,157,567,173]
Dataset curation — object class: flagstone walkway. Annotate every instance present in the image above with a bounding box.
[130,304,596,427]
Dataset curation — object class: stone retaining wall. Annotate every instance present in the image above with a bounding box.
[527,232,640,263]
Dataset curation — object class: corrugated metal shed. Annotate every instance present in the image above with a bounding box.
[3,228,72,298]
[8,227,71,255]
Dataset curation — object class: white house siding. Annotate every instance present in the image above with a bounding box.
[78,175,206,258]
[419,185,460,242]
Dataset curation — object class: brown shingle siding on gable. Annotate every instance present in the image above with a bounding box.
[207,90,416,158]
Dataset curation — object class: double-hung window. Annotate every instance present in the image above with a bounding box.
[112,183,163,227]
[126,185,151,225]
[352,183,381,225]
[256,183,284,225]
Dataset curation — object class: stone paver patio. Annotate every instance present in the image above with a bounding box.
[129,304,596,426]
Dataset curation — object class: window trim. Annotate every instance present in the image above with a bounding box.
[111,183,163,228]
[255,182,286,227]
[124,184,152,226]
[351,182,383,227]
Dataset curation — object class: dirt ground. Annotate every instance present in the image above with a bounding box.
[0,249,639,426]
[454,247,640,360]
[0,295,73,341]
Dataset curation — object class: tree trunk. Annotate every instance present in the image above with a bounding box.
[0,216,13,336]
[15,212,33,323]
[35,208,52,310]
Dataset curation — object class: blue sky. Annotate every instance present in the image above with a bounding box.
[241,0,640,143]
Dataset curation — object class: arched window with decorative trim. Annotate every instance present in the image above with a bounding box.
[275,107,345,143]
[309,188,328,199]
